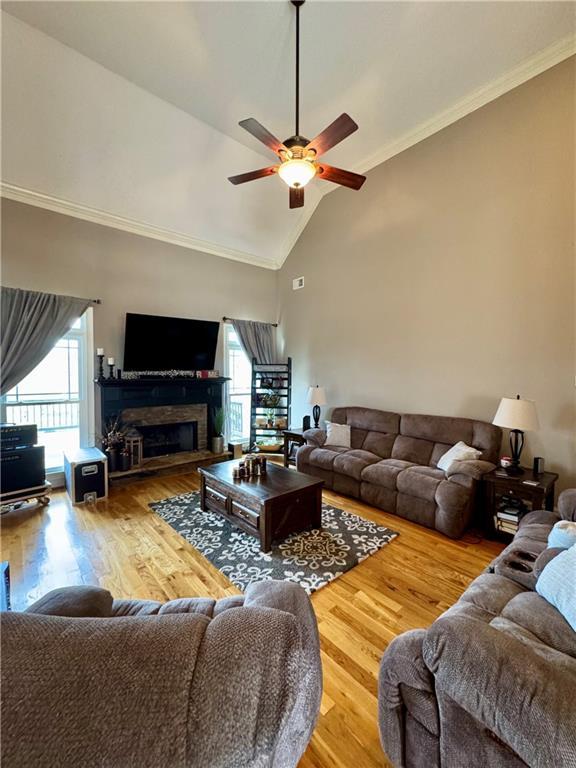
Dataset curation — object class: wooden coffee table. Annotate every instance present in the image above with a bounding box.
[198,460,323,552]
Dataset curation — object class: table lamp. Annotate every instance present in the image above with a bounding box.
[307,386,326,429]
[492,394,539,475]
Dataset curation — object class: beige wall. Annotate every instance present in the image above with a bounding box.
[1,199,278,372]
[279,58,575,489]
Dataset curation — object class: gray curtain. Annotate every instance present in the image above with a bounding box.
[1,287,91,395]
[230,319,277,365]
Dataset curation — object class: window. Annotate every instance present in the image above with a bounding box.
[3,311,94,474]
[224,324,251,445]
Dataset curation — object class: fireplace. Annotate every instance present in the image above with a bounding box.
[137,421,198,458]
[120,403,208,457]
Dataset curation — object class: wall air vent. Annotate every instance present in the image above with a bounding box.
[293,276,305,290]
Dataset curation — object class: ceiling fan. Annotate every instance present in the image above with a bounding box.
[228,0,366,209]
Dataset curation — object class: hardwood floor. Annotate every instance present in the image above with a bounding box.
[0,469,504,767]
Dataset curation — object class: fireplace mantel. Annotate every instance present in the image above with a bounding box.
[96,377,229,437]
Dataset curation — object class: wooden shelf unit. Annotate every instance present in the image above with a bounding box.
[250,357,292,450]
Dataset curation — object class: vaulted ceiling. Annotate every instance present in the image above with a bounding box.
[2,1,574,268]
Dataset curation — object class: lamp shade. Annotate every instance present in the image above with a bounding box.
[492,397,539,432]
[307,386,326,407]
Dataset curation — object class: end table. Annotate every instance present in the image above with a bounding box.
[482,468,558,541]
[283,428,306,468]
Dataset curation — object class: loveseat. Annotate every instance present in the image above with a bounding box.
[378,489,576,768]
[296,407,501,538]
[1,580,322,768]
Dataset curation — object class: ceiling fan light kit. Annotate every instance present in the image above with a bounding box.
[228,0,366,208]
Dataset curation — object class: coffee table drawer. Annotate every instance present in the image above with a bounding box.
[205,485,228,514]
[231,500,259,529]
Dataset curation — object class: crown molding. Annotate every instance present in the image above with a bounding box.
[3,38,573,268]
[333,35,576,183]
[0,182,280,271]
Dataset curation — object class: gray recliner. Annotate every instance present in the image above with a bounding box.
[1,580,322,768]
[378,489,576,768]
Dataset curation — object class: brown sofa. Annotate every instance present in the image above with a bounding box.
[1,580,322,768]
[378,489,576,768]
[296,407,501,538]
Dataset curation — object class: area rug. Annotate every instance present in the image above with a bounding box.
[150,491,398,594]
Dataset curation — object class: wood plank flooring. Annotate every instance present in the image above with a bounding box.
[0,468,504,767]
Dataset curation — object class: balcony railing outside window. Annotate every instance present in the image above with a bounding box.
[2,315,91,472]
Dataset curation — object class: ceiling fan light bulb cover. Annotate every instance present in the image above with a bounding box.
[278,159,316,188]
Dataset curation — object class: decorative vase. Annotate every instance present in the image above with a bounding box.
[120,451,131,472]
[106,448,118,473]
[211,436,225,454]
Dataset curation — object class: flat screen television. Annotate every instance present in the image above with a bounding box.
[123,312,219,373]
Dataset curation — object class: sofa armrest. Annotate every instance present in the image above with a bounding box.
[559,489,576,521]
[25,586,113,617]
[303,428,326,447]
[378,630,439,767]
[188,582,321,768]
[445,460,496,481]
[423,615,576,768]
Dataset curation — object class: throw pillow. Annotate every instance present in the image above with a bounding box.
[548,520,576,550]
[325,422,351,448]
[536,544,576,631]
[437,441,482,472]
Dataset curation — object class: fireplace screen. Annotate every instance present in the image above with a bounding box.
[137,421,198,458]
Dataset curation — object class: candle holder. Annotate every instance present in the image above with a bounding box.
[108,363,115,380]
[97,354,105,380]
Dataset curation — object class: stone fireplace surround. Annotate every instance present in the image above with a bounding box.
[121,404,208,456]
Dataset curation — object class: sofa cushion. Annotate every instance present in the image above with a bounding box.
[333,449,381,480]
[397,467,444,502]
[331,406,400,434]
[362,431,396,459]
[351,428,369,449]
[391,435,434,465]
[397,494,436,528]
[308,446,349,471]
[362,459,416,490]
[429,442,452,467]
[498,591,576,658]
[400,414,501,463]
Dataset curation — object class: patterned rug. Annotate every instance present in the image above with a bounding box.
[150,491,398,594]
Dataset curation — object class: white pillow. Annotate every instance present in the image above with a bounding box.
[325,422,351,448]
[437,441,482,472]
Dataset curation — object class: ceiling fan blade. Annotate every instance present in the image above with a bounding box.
[228,166,278,185]
[239,118,286,154]
[289,187,304,209]
[317,164,366,191]
[305,113,358,157]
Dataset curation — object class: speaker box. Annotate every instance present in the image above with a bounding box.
[1,424,38,451]
[64,447,108,504]
[302,415,311,430]
[1,446,45,494]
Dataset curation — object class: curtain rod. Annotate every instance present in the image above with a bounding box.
[222,316,278,328]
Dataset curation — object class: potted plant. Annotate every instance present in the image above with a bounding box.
[101,417,127,472]
[211,407,225,454]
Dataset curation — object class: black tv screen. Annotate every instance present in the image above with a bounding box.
[123,313,219,372]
